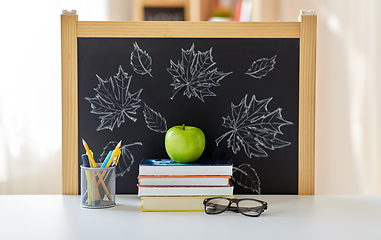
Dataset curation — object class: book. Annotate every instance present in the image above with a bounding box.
[138,175,231,187]
[141,196,205,211]
[138,159,233,176]
[141,196,233,212]
[138,183,234,197]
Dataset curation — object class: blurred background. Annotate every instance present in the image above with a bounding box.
[0,0,380,195]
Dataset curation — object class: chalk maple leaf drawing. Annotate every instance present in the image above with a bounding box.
[245,55,277,79]
[85,65,143,131]
[216,94,293,158]
[167,43,232,102]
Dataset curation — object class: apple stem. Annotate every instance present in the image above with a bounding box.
[182,124,185,130]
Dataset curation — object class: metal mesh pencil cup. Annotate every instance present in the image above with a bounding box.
[81,163,116,208]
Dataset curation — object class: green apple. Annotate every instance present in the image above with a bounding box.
[165,124,206,163]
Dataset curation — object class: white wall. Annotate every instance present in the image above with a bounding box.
[278,0,381,194]
[0,0,110,194]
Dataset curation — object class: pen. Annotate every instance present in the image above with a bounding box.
[81,154,93,205]
[81,154,90,167]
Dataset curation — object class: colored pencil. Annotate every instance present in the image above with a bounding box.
[81,138,112,201]
[114,149,122,166]
[98,140,122,182]
[106,140,122,168]
[82,139,97,167]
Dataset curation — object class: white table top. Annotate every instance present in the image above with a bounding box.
[0,195,380,240]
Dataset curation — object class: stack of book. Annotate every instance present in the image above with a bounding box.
[137,159,233,211]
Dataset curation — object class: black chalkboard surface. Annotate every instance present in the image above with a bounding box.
[77,37,300,194]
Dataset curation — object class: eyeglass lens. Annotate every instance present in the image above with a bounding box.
[237,199,264,216]
[204,198,230,214]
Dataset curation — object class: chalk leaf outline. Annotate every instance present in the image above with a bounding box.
[99,141,143,177]
[143,102,168,133]
[232,164,261,194]
[130,42,153,77]
[86,65,143,131]
[245,55,277,79]
[216,94,293,158]
[167,43,232,102]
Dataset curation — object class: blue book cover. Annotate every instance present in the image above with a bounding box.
[140,159,232,166]
[139,159,233,176]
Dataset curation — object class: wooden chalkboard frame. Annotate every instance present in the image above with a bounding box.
[61,10,316,195]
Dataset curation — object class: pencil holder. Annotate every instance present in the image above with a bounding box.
[81,163,116,209]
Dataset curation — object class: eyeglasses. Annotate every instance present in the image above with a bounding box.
[203,197,267,217]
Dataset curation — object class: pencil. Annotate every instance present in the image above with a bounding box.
[82,139,97,168]
[106,140,122,168]
[96,141,122,200]
[81,138,112,201]
[96,140,122,191]
[114,149,122,166]
[99,141,122,182]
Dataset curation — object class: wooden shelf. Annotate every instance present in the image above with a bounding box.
[133,0,221,21]
[132,0,280,22]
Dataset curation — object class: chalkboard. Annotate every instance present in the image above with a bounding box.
[144,7,185,21]
[61,14,317,195]
[77,38,300,194]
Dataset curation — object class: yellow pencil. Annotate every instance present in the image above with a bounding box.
[98,140,122,182]
[82,139,97,168]
[106,140,122,168]
[82,138,112,201]
[114,149,122,166]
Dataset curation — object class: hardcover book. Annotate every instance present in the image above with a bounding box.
[138,183,234,197]
[138,175,231,187]
[138,159,233,176]
[141,196,232,212]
